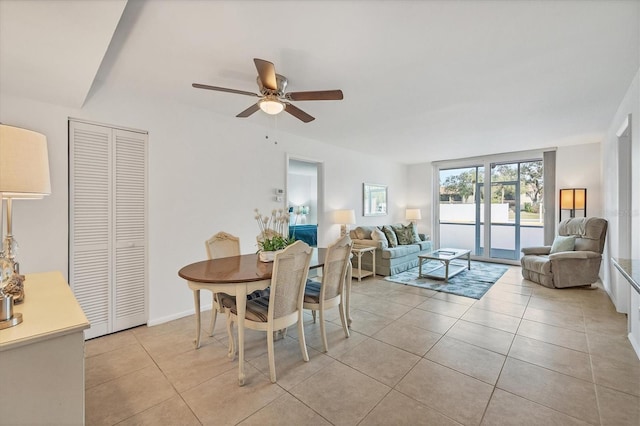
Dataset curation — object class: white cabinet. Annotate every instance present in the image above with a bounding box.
[69,120,147,339]
[0,271,90,425]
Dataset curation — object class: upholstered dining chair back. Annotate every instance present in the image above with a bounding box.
[557,217,607,254]
[206,231,240,259]
[202,231,241,341]
[320,235,353,301]
[269,240,313,321]
[226,240,312,383]
[303,235,352,352]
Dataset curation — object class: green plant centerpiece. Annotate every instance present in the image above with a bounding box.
[255,208,293,261]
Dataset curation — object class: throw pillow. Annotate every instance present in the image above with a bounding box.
[382,225,399,248]
[550,235,576,254]
[371,227,389,248]
[354,226,373,240]
[392,224,413,245]
[409,222,421,243]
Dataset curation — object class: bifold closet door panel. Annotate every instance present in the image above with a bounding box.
[113,129,147,331]
[69,121,112,339]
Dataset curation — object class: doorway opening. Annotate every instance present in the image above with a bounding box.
[615,115,632,314]
[286,157,322,247]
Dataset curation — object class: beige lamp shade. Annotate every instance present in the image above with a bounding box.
[334,209,356,225]
[405,208,422,221]
[560,188,586,209]
[0,124,51,199]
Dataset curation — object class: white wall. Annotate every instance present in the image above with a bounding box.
[556,142,603,223]
[602,68,640,357]
[407,164,433,237]
[0,91,407,326]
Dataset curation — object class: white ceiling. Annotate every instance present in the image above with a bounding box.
[2,0,639,164]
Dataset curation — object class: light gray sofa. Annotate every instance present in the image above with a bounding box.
[521,217,608,288]
[349,225,432,276]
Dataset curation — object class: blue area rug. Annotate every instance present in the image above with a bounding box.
[384,260,508,300]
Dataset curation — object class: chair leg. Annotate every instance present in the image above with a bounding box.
[208,293,218,337]
[226,313,235,360]
[193,289,201,349]
[311,310,316,323]
[319,308,328,352]
[267,328,277,383]
[339,301,350,338]
[297,314,309,362]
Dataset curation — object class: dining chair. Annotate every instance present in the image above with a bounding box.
[227,240,313,383]
[303,235,352,352]
[204,231,240,337]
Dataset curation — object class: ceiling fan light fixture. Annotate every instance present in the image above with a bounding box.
[259,98,284,115]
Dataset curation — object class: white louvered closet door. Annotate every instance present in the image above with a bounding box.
[69,121,147,339]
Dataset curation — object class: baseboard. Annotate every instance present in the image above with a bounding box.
[629,332,640,361]
[147,303,213,327]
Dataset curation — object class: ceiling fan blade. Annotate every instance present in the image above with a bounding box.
[253,58,277,91]
[192,83,259,97]
[236,103,261,118]
[284,103,315,123]
[285,90,344,101]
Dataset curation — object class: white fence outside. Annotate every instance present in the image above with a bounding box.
[440,203,510,223]
[439,203,544,258]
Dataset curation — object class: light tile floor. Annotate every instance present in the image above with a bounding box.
[85,266,640,425]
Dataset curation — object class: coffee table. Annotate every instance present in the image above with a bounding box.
[418,248,471,283]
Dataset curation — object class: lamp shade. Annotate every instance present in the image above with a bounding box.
[560,190,574,209]
[334,209,356,225]
[0,125,51,199]
[574,190,586,209]
[560,188,586,209]
[405,208,422,221]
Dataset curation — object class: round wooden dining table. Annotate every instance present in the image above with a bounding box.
[178,248,352,385]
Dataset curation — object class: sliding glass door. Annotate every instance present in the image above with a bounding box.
[439,166,484,254]
[491,160,545,260]
[436,156,545,263]
[489,163,520,260]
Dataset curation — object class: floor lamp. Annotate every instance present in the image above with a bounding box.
[0,124,51,327]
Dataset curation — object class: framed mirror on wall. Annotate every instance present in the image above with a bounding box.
[363,183,387,216]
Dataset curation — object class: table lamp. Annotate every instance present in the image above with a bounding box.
[405,208,422,225]
[334,209,356,237]
[0,124,51,320]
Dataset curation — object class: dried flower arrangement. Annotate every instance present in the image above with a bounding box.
[254,208,292,252]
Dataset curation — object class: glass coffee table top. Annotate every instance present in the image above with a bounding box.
[418,248,471,282]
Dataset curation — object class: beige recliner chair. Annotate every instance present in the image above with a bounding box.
[521,217,608,288]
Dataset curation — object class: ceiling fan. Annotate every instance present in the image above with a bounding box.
[192,58,343,123]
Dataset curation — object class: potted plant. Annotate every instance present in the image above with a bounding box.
[255,209,292,262]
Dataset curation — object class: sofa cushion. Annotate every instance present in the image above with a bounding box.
[415,240,432,250]
[392,224,414,245]
[371,227,388,248]
[550,235,576,254]
[380,243,421,259]
[382,225,399,247]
